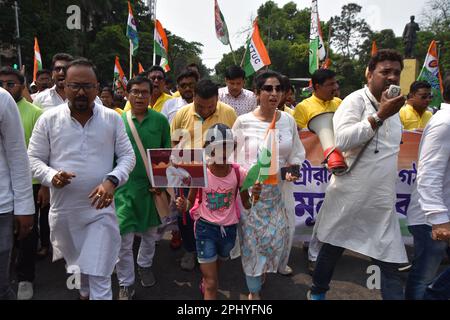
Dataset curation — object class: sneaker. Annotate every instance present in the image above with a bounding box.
[278,265,293,276]
[306,289,326,300]
[397,263,412,272]
[138,267,156,287]
[170,231,182,250]
[17,281,33,300]
[180,252,196,271]
[118,286,135,300]
[307,260,316,275]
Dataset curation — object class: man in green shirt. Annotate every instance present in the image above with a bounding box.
[0,67,49,300]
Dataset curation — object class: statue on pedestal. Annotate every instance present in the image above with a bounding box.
[402,16,420,58]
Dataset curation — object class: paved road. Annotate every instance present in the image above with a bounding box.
[12,236,429,300]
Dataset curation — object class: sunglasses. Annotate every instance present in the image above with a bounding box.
[53,66,67,73]
[0,81,20,89]
[261,85,282,93]
[149,75,164,81]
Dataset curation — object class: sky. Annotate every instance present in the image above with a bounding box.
[156,0,426,71]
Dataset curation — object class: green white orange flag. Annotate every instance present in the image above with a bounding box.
[309,0,326,74]
[126,1,139,56]
[33,37,42,82]
[243,18,271,77]
[154,19,170,72]
[241,112,279,191]
[417,40,443,109]
[214,0,230,45]
[113,56,128,90]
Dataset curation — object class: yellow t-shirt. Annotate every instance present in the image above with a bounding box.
[399,104,433,130]
[123,92,173,113]
[283,105,294,116]
[293,94,342,129]
[171,101,237,148]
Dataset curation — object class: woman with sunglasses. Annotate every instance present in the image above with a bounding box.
[232,70,305,299]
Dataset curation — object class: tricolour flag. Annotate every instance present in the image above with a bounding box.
[243,18,271,77]
[33,37,42,82]
[214,0,230,45]
[113,56,128,90]
[154,19,170,72]
[417,40,443,109]
[126,1,139,56]
[371,40,378,57]
[241,111,279,191]
[309,0,327,75]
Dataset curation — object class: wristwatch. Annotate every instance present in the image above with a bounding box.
[371,113,384,127]
[106,175,119,188]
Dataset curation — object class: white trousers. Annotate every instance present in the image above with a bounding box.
[79,273,112,300]
[116,227,158,287]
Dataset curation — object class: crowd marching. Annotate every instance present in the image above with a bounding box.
[1,48,450,301]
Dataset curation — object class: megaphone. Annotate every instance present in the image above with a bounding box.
[308,112,347,175]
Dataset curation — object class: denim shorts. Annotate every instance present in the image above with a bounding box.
[195,219,237,264]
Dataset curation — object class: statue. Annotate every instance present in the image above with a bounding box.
[402,16,420,58]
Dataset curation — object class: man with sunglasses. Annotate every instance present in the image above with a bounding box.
[28,59,135,300]
[400,81,433,130]
[161,69,199,125]
[124,65,173,113]
[0,67,45,300]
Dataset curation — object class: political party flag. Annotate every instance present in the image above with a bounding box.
[241,111,279,191]
[33,37,42,82]
[214,0,230,45]
[154,19,170,72]
[243,18,271,77]
[138,62,145,74]
[127,1,139,56]
[113,56,128,90]
[371,40,378,56]
[309,0,327,74]
[417,40,443,109]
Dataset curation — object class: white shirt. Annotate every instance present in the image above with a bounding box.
[314,87,408,263]
[219,87,257,116]
[407,103,450,226]
[33,85,103,112]
[161,97,188,125]
[0,88,34,215]
[28,102,135,276]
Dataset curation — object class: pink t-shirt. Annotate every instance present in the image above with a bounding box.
[197,165,246,226]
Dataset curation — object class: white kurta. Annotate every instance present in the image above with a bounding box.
[28,103,135,276]
[314,87,408,263]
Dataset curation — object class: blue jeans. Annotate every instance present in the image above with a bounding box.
[0,212,15,300]
[424,267,450,300]
[311,243,405,300]
[405,225,448,300]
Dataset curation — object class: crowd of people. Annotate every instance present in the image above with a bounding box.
[1,48,449,300]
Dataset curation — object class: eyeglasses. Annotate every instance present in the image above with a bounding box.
[66,83,97,92]
[261,85,282,93]
[0,81,20,89]
[179,83,196,89]
[53,66,66,73]
[149,75,164,81]
[129,89,151,98]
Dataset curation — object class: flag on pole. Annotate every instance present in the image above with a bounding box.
[154,19,170,72]
[309,0,327,75]
[126,1,139,56]
[114,56,128,90]
[241,111,279,191]
[138,62,145,74]
[417,40,443,109]
[33,37,42,82]
[243,18,271,77]
[214,0,230,45]
[371,40,378,56]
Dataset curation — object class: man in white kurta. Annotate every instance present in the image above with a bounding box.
[309,50,408,300]
[28,59,135,300]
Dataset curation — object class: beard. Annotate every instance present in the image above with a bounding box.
[70,97,90,112]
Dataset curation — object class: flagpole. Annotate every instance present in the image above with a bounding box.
[129,40,133,79]
[229,42,237,65]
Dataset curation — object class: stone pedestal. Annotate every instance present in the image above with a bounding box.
[400,59,419,95]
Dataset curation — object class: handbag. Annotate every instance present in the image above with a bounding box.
[126,111,172,220]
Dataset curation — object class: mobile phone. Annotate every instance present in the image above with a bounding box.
[281,165,301,180]
[386,84,401,98]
